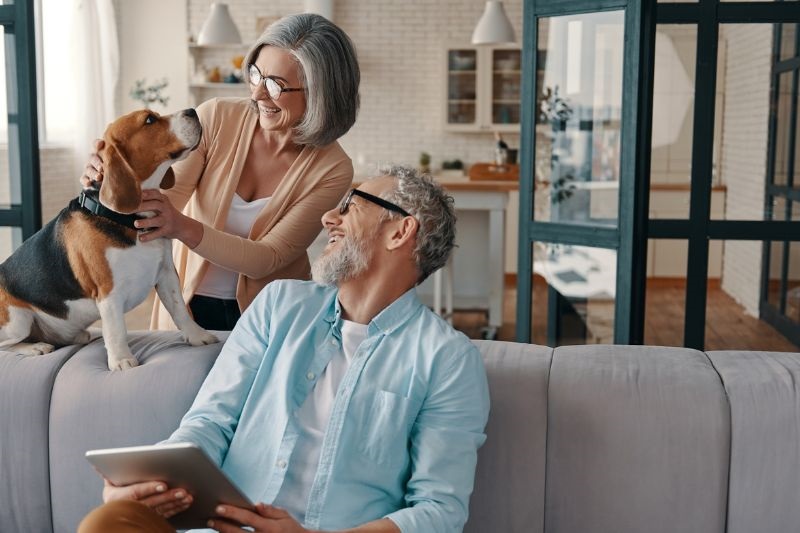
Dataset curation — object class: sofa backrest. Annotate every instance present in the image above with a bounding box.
[4,333,800,533]
[48,332,226,532]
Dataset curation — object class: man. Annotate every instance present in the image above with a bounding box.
[80,166,490,533]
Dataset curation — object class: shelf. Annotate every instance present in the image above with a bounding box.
[448,70,476,74]
[189,43,249,51]
[190,83,247,90]
[492,100,520,104]
[448,99,477,104]
[493,70,521,74]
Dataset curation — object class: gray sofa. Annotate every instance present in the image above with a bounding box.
[1,332,799,533]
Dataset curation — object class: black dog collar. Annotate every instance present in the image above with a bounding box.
[77,190,143,230]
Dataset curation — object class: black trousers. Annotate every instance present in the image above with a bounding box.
[188,295,241,331]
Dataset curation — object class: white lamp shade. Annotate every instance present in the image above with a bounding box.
[471,1,516,45]
[197,3,242,45]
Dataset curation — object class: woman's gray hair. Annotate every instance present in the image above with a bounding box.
[376,165,457,284]
[243,13,360,147]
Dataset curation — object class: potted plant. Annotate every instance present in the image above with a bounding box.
[129,78,170,109]
[441,159,465,178]
[419,152,431,174]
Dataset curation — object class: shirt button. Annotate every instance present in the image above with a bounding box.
[306,372,315,380]
[277,459,287,469]
[330,339,337,346]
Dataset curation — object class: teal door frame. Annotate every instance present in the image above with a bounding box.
[516,0,657,344]
[0,0,41,240]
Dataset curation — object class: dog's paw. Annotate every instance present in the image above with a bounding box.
[109,357,139,371]
[183,328,219,346]
[16,342,55,356]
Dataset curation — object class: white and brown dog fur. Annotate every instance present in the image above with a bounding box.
[0,108,218,370]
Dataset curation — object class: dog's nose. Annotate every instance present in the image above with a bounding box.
[182,108,198,118]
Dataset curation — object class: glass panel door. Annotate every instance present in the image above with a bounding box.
[535,11,625,227]
[491,48,521,126]
[517,0,653,345]
[447,49,478,126]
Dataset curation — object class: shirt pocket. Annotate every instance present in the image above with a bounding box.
[359,390,421,467]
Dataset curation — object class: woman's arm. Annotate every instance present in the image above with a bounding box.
[190,159,353,279]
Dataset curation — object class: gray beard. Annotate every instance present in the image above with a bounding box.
[311,231,372,286]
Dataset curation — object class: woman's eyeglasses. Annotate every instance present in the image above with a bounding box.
[247,64,304,101]
[340,188,411,218]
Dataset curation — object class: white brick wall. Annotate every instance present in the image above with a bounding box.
[187,0,523,171]
[719,24,773,316]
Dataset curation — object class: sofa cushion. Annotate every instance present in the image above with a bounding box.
[48,331,227,533]
[466,340,553,533]
[544,345,730,533]
[708,350,800,533]
[0,346,81,533]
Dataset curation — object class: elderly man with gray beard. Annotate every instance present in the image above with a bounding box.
[80,165,490,533]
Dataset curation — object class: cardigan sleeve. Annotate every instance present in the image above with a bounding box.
[161,98,218,211]
[191,156,353,279]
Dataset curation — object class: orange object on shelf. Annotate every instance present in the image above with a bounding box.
[468,162,519,181]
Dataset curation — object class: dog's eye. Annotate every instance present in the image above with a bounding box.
[144,114,157,125]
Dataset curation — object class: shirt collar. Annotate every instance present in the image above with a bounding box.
[323,287,422,336]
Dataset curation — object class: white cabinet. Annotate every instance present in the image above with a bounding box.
[444,45,521,133]
[187,44,250,106]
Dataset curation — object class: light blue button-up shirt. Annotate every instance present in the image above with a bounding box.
[165,280,490,532]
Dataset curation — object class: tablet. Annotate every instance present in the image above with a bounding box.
[86,442,254,530]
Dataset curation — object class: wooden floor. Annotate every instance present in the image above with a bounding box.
[125,281,799,352]
[450,279,800,352]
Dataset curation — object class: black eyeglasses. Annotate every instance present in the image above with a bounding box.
[340,188,411,218]
[247,64,304,101]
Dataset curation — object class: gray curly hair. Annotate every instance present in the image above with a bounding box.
[375,165,456,284]
[243,13,360,147]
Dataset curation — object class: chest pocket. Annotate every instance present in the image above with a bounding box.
[359,390,422,467]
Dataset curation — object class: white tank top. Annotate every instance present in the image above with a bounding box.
[194,193,270,299]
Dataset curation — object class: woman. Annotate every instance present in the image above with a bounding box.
[83,14,359,331]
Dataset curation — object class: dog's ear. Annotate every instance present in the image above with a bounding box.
[159,167,176,190]
[99,143,141,214]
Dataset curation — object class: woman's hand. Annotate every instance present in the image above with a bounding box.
[135,189,203,248]
[208,503,312,533]
[80,139,105,189]
[102,478,193,519]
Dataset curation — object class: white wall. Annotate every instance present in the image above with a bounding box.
[719,24,773,316]
[115,0,190,114]
[186,0,523,173]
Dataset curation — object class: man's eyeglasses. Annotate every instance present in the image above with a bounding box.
[247,64,304,101]
[340,188,411,218]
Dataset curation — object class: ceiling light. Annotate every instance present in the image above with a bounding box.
[198,3,242,45]
[471,1,516,45]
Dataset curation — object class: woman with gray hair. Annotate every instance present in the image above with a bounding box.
[82,13,360,331]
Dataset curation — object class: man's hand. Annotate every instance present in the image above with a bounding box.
[81,139,105,189]
[208,503,311,533]
[102,477,193,519]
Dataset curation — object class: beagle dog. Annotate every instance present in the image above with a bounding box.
[0,108,218,370]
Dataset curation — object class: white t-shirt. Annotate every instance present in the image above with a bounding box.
[272,319,368,524]
[194,193,270,299]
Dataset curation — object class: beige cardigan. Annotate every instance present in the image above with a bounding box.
[151,98,353,330]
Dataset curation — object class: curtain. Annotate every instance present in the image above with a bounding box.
[71,0,118,177]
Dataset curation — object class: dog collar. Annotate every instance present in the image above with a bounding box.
[76,190,143,230]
